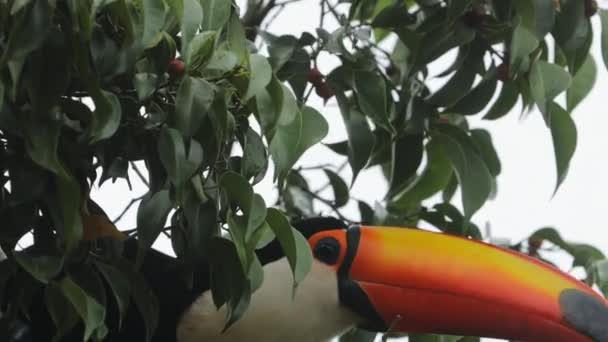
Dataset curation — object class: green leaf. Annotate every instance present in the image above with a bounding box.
[134,73,159,101]
[247,251,265,292]
[269,102,328,183]
[295,106,329,161]
[600,10,608,70]
[115,260,159,342]
[204,49,239,76]
[510,23,539,73]
[567,54,596,112]
[336,93,374,184]
[533,0,556,39]
[256,75,284,135]
[88,89,122,143]
[546,102,577,193]
[552,0,590,73]
[186,31,217,71]
[227,212,253,273]
[200,0,231,31]
[530,227,605,268]
[388,133,424,196]
[423,203,482,238]
[95,262,131,328]
[354,70,390,130]
[318,27,354,60]
[4,0,52,60]
[181,0,203,57]
[58,276,106,341]
[470,129,501,177]
[483,81,519,120]
[174,76,214,136]
[265,34,299,71]
[529,60,571,115]
[251,221,276,250]
[226,12,248,62]
[324,169,349,208]
[358,201,375,224]
[371,2,415,29]
[435,128,493,219]
[512,0,536,32]
[428,58,478,107]
[45,283,79,342]
[220,171,267,236]
[10,0,33,14]
[158,127,198,185]
[56,176,84,252]
[390,138,452,210]
[447,0,473,21]
[136,190,173,265]
[208,237,251,331]
[242,128,268,181]
[265,208,312,287]
[244,54,273,101]
[14,252,63,284]
[66,0,95,39]
[276,48,311,100]
[325,141,349,156]
[181,189,218,261]
[23,110,63,174]
[276,82,298,126]
[448,77,498,115]
[142,0,167,48]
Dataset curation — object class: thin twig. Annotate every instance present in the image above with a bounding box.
[130,162,149,187]
[297,163,334,171]
[113,194,146,224]
[315,160,348,193]
[300,186,354,223]
[319,0,326,29]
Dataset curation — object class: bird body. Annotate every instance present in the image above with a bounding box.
[3,217,608,342]
[177,258,358,342]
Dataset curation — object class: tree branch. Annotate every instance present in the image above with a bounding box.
[130,162,149,187]
[113,194,146,224]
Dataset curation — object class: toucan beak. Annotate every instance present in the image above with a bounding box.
[326,226,608,342]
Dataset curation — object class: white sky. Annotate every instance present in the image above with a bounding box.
[90,2,608,341]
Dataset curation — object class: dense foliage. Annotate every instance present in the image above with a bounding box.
[0,0,607,341]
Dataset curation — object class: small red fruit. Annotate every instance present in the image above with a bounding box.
[585,0,598,17]
[315,82,335,103]
[497,62,510,82]
[168,58,185,76]
[307,67,324,85]
[528,237,543,256]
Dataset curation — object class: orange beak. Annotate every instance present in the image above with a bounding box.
[309,226,607,342]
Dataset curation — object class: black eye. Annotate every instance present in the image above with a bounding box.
[313,237,340,265]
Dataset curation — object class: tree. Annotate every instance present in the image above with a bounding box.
[0,0,607,341]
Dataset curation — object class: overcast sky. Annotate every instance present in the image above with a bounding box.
[89,2,608,341]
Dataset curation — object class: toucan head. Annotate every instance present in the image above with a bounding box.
[296,218,608,342]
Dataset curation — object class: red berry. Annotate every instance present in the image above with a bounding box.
[168,59,185,76]
[585,0,598,17]
[497,62,510,82]
[307,68,324,85]
[528,237,543,255]
[315,82,335,103]
[437,116,450,124]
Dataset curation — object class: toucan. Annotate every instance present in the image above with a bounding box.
[6,217,608,341]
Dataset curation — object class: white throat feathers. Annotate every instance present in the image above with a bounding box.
[177,258,360,342]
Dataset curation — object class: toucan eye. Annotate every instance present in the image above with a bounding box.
[313,237,340,265]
